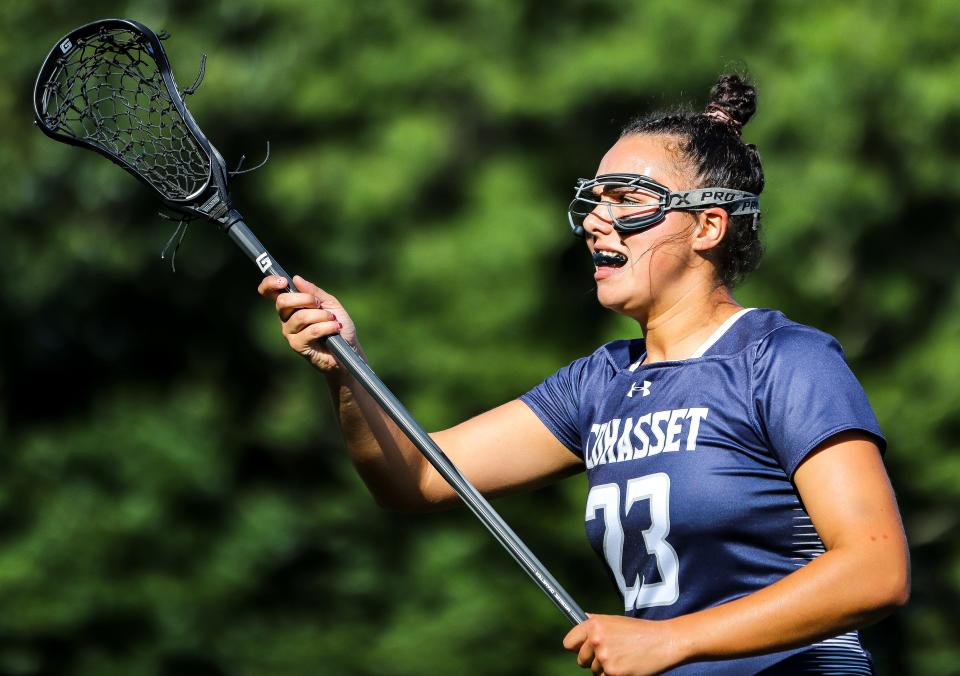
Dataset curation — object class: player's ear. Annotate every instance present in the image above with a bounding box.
[691,207,728,253]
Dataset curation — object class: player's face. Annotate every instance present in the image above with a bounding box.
[582,134,701,320]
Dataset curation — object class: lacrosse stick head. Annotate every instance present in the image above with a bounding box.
[33,18,234,223]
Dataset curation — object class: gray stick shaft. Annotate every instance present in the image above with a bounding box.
[225,215,587,625]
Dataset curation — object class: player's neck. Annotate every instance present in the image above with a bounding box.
[639,284,742,364]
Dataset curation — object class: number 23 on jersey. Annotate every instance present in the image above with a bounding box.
[586,472,680,611]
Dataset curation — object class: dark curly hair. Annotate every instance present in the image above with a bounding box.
[621,74,765,288]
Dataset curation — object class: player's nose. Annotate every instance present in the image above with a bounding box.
[583,206,615,238]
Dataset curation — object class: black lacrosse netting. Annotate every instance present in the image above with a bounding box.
[34,20,272,269]
[38,25,210,202]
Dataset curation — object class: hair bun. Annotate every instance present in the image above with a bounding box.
[704,74,757,134]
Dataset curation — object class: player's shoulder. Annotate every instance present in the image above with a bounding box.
[744,309,845,360]
[689,307,841,359]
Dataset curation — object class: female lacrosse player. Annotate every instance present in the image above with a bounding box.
[258,74,909,674]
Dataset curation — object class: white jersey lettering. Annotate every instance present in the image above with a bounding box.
[648,411,669,456]
[686,408,708,450]
[587,408,710,468]
[664,408,688,453]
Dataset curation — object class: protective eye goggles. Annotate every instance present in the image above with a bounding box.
[567,173,760,237]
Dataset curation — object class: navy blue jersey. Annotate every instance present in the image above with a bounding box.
[521,308,884,674]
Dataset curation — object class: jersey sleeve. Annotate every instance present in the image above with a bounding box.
[752,325,886,477]
[519,357,591,459]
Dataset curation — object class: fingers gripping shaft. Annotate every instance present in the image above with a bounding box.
[224,214,587,626]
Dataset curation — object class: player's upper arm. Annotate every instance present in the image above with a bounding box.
[419,399,584,510]
[794,431,911,609]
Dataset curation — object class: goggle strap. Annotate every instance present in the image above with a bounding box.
[667,188,760,216]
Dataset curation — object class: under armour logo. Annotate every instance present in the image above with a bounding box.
[626,380,651,398]
[671,192,691,206]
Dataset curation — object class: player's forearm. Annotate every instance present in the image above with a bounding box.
[326,366,435,511]
[668,542,910,663]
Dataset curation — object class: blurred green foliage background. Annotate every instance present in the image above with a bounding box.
[1,0,958,673]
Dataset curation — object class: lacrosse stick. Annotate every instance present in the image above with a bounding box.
[33,18,586,625]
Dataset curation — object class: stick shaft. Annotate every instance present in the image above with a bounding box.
[225,216,587,625]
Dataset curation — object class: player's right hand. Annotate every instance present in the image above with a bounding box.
[257,274,360,373]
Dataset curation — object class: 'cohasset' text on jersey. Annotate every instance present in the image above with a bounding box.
[521,309,885,675]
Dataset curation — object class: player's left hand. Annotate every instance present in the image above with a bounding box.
[562,613,686,675]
